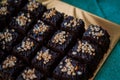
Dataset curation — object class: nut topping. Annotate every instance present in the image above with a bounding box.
[2,56,17,69]
[72,41,95,56]
[17,38,34,52]
[52,31,68,45]
[89,25,104,39]
[27,1,39,11]
[59,58,82,76]
[0,6,8,15]
[64,18,81,27]
[36,49,52,64]
[43,8,56,19]
[22,68,37,80]
[0,29,14,49]
[16,13,31,26]
[33,20,49,34]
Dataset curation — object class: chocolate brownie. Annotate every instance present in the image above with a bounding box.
[68,40,102,63]
[0,55,25,80]
[53,56,89,80]
[22,0,46,19]
[12,37,39,63]
[61,15,85,38]
[47,30,75,54]
[0,28,23,52]
[28,20,55,44]
[42,8,63,27]
[9,11,34,34]
[82,24,110,52]
[32,47,61,76]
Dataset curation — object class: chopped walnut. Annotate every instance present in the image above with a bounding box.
[27,1,39,11]
[64,18,80,27]
[17,38,34,52]
[0,29,14,49]
[22,68,37,80]
[43,8,56,19]
[0,6,8,15]
[52,31,68,45]
[60,58,82,76]
[16,13,31,26]
[89,25,104,39]
[33,21,49,34]
[75,41,95,56]
[2,56,17,69]
[36,49,52,64]
[0,29,13,42]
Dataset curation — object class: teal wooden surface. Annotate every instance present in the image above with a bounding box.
[62,0,120,80]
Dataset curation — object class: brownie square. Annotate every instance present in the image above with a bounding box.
[12,37,39,63]
[16,67,43,80]
[22,0,46,19]
[68,40,102,63]
[68,40,103,76]
[82,24,110,52]
[9,11,34,34]
[61,16,85,38]
[53,56,88,80]
[28,20,55,44]
[0,28,22,52]
[47,30,75,54]
[42,8,63,27]
[0,55,25,80]
[32,47,61,76]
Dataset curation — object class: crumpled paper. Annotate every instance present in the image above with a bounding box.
[38,0,120,79]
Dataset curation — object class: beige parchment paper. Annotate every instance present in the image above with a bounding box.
[38,0,120,79]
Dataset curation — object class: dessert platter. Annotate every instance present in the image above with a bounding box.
[0,0,120,80]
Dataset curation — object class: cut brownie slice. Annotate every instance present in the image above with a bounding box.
[68,40,103,76]
[61,15,85,38]
[0,28,23,52]
[32,47,61,76]
[16,67,43,80]
[28,20,55,44]
[53,56,89,80]
[47,30,75,54]
[12,37,39,63]
[0,55,25,80]
[42,8,63,27]
[9,11,34,34]
[68,40,102,63]
[82,24,110,52]
[22,0,46,19]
